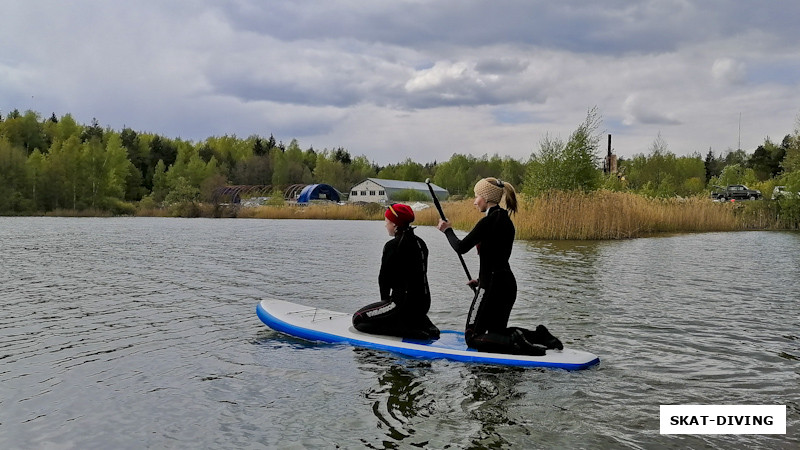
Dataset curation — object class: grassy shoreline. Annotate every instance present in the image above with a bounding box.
[10,190,796,239]
[212,190,798,239]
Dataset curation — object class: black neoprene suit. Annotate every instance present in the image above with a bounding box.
[352,227,439,339]
[444,205,520,351]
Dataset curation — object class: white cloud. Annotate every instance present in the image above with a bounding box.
[405,61,474,92]
[2,1,799,163]
[712,57,747,85]
[622,94,682,126]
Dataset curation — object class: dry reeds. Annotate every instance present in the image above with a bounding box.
[435,190,742,240]
[45,208,114,218]
[237,203,385,221]
[135,191,783,239]
[237,201,449,223]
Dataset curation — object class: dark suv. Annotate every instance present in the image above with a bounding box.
[712,184,762,201]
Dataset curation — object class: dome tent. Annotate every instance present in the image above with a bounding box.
[296,184,342,203]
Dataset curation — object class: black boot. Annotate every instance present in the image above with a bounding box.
[534,325,563,350]
[511,329,547,356]
[426,323,440,340]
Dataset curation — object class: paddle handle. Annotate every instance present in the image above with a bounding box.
[426,179,476,291]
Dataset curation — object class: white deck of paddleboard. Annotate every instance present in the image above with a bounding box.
[257,299,599,370]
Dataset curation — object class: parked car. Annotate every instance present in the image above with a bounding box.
[771,186,799,200]
[712,184,762,201]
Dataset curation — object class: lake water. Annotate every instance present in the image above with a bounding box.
[1,217,798,449]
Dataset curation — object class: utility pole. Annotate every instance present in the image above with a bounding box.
[738,112,741,151]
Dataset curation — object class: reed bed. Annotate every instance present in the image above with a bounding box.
[436,190,743,240]
[235,201,448,223]
[237,202,385,221]
[45,208,114,218]
[131,190,786,239]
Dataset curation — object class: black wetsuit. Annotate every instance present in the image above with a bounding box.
[444,205,519,351]
[353,228,440,340]
[445,206,562,354]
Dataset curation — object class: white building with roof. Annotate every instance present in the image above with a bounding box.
[349,178,449,203]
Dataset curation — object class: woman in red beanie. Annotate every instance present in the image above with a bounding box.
[352,203,440,340]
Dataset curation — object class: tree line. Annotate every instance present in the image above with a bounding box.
[1,107,799,215]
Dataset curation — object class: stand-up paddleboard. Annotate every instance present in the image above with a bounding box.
[256,299,599,370]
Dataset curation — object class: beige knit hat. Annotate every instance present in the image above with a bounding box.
[474,178,504,204]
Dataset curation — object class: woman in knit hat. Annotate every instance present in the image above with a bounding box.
[436,177,562,355]
[353,203,440,340]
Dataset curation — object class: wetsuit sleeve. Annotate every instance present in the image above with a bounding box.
[444,217,488,254]
[418,236,429,262]
[378,240,394,300]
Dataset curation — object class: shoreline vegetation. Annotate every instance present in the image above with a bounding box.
[27,190,796,240]
[245,192,797,239]
[3,108,799,238]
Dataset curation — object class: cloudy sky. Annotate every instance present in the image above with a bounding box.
[2,1,799,165]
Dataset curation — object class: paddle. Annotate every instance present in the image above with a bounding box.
[425,178,477,294]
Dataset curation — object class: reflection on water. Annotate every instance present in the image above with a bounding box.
[0,218,798,449]
[354,349,536,450]
[356,351,434,447]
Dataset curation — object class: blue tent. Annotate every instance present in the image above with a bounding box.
[297,184,342,203]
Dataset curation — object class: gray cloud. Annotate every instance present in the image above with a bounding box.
[1,1,799,164]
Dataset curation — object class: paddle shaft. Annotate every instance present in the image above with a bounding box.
[426,181,476,291]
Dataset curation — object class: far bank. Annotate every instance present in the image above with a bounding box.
[125,190,800,240]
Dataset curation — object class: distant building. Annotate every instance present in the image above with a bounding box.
[349,178,448,203]
[212,185,272,204]
[604,153,618,174]
[296,184,342,203]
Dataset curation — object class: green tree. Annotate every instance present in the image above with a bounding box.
[82,133,130,207]
[524,107,602,196]
[150,160,169,203]
[711,163,758,187]
[149,136,178,174]
[332,147,351,165]
[0,110,46,154]
[163,176,202,217]
[120,127,144,168]
[433,154,474,195]
[252,136,267,157]
[313,150,347,191]
[119,127,148,200]
[26,148,46,209]
[283,139,313,185]
[345,155,378,189]
[0,137,30,211]
[621,135,704,197]
[303,147,317,173]
[781,116,800,173]
[271,150,288,187]
[724,149,748,166]
[377,158,429,182]
[233,154,273,185]
[80,117,104,143]
[83,138,106,207]
[524,135,565,195]
[47,135,86,209]
[704,149,724,182]
[748,138,785,180]
[166,141,220,191]
[53,114,82,144]
[204,135,250,176]
[500,156,526,191]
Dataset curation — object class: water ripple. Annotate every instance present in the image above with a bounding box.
[0,217,798,449]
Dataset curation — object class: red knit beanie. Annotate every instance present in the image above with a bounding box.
[385,203,415,227]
